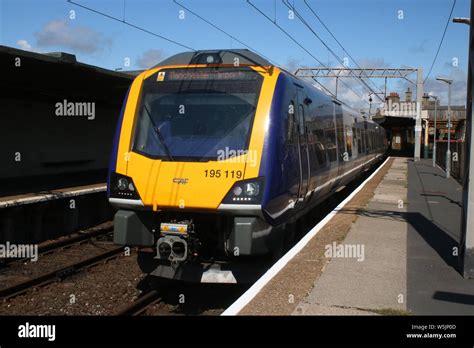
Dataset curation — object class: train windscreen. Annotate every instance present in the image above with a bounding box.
[132,67,264,161]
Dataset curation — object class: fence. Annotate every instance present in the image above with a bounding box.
[435,141,466,183]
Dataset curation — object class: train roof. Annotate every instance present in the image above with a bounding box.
[152,49,375,122]
[152,49,272,68]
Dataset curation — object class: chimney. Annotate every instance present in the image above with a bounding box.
[405,87,412,102]
[386,92,400,104]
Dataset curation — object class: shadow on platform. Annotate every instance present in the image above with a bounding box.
[338,208,459,272]
[432,291,474,306]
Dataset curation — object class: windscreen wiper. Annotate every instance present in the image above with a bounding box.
[142,104,174,161]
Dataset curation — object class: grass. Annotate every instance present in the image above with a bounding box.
[370,308,412,316]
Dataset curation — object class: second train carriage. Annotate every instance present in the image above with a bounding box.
[108,49,387,283]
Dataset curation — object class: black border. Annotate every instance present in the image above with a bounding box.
[1,315,474,345]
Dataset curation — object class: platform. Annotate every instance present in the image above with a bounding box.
[225,157,474,315]
[0,183,112,244]
[0,183,106,209]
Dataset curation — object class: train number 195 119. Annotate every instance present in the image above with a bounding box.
[204,169,243,179]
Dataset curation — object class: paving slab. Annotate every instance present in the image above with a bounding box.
[294,158,408,315]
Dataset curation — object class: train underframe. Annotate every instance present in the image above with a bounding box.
[114,209,286,283]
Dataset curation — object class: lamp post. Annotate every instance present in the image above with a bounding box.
[454,10,474,277]
[436,77,453,178]
[429,94,439,167]
[368,94,373,120]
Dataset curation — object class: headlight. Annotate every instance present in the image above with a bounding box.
[108,172,141,200]
[233,186,243,196]
[244,183,259,196]
[222,177,264,204]
[117,178,128,191]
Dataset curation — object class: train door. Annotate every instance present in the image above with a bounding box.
[295,86,310,203]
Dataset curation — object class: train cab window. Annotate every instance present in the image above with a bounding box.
[132,67,263,161]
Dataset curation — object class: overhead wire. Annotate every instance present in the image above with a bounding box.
[282,0,383,103]
[302,0,385,98]
[67,0,195,51]
[247,0,369,106]
[424,0,457,82]
[173,0,278,65]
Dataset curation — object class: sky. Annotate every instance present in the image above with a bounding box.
[0,0,470,109]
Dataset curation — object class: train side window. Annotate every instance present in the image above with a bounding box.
[313,125,326,166]
[367,129,372,151]
[298,105,305,135]
[345,125,353,158]
[352,126,356,148]
[357,128,362,153]
[365,129,368,152]
[325,118,337,162]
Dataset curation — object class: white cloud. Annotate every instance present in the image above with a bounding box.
[35,20,111,54]
[16,39,33,51]
[424,68,467,106]
[284,57,305,73]
[136,49,166,69]
[396,67,467,106]
[356,58,391,69]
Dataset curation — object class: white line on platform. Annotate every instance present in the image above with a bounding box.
[221,156,391,316]
[0,184,107,208]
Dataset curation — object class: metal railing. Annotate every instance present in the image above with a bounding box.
[435,141,466,183]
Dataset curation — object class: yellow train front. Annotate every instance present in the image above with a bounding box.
[107,49,387,283]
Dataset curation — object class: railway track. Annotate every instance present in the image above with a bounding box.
[0,221,114,268]
[115,290,163,316]
[0,222,127,299]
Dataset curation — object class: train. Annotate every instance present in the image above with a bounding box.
[107,49,387,283]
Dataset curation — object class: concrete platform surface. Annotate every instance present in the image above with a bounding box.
[294,157,474,316]
[294,157,408,315]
